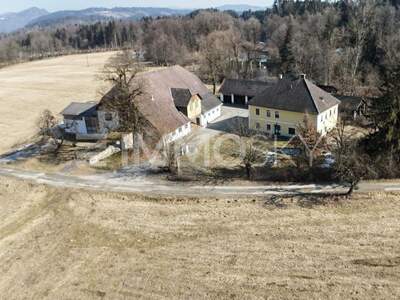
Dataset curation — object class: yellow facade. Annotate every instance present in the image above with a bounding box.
[186,95,202,120]
[248,105,339,136]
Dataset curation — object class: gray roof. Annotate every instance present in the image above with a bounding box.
[61,101,98,116]
[219,78,276,97]
[171,88,192,108]
[248,78,341,114]
[201,93,222,113]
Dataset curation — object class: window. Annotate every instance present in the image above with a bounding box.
[266,110,271,117]
[179,127,183,133]
[275,111,280,119]
[255,108,260,116]
[105,112,113,121]
[289,128,296,135]
[266,124,271,131]
[185,124,189,129]
[256,122,260,129]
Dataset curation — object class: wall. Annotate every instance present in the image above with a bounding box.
[316,105,339,135]
[164,122,192,144]
[249,105,339,136]
[200,105,222,127]
[97,110,119,133]
[249,105,318,137]
[64,118,87,134]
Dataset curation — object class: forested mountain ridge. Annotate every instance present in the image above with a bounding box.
[26,7,192,28]
[0,7,48,33]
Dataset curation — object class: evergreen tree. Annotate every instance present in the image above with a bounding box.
[366,65,400,160]
[279,19,296,74]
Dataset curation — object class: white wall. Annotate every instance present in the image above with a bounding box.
[199,105,222,127]
[64,118,87,134]
[164,122,192,144]
[317,104,339,135]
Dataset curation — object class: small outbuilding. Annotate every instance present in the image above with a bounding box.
[61,101,103,140]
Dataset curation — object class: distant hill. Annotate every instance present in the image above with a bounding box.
[216,4,266,12]
[0,5,267,32]
[27,7,192,28]
[0,7,48,33]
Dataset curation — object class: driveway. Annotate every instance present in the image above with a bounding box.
[207,105,249,133]
[180,105,249,153]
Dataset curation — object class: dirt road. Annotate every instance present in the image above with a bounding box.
[1,165,399,197]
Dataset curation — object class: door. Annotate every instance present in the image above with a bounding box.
[85,117,99,134]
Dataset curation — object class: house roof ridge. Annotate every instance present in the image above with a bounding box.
[303,78,321,114]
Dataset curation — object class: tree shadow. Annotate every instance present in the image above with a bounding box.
[263,191,347,209]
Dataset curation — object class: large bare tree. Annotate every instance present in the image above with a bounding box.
[99,50,145,134]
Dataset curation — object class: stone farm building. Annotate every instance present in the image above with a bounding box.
[248,75,341,137]
[61,66,222,144]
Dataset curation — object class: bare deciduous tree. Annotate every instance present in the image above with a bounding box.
[36,109,64,152]
[99,50,145,134]
[290,115,328,169]
[331,121,370,196]
[36,109,57,136]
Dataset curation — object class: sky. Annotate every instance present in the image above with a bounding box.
[0,1,275,14]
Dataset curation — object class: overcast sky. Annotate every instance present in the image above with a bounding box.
[1,1,275,13]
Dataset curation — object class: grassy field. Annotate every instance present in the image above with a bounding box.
[0,52,117,154]
[0,176,399,299]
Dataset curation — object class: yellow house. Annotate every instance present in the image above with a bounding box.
[171,88,202,121]
[248,76,341,137]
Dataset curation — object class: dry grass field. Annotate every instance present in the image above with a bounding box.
[0,52,117,154]
[0,176,399,299]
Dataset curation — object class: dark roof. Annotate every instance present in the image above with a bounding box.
[249,78,341,114]
[61,101,98,116]
[201,93,222,113]
[171,88,192,108]
[100,66,212,135]
[219,79,276,97]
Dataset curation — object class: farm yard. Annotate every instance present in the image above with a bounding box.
[0,52,117,155]
[0,176,399,299]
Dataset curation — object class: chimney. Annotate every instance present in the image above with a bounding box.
[279,74,283,80]
[300,73,306,79]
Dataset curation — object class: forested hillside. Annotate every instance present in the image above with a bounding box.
[0,0,399,96]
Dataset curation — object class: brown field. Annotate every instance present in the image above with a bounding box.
[0,176,399,299]
[0,52,117,154]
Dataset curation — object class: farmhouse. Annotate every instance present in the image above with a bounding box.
[60,66,222,143]
[218,78,275,106]
[248,75,341,137]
